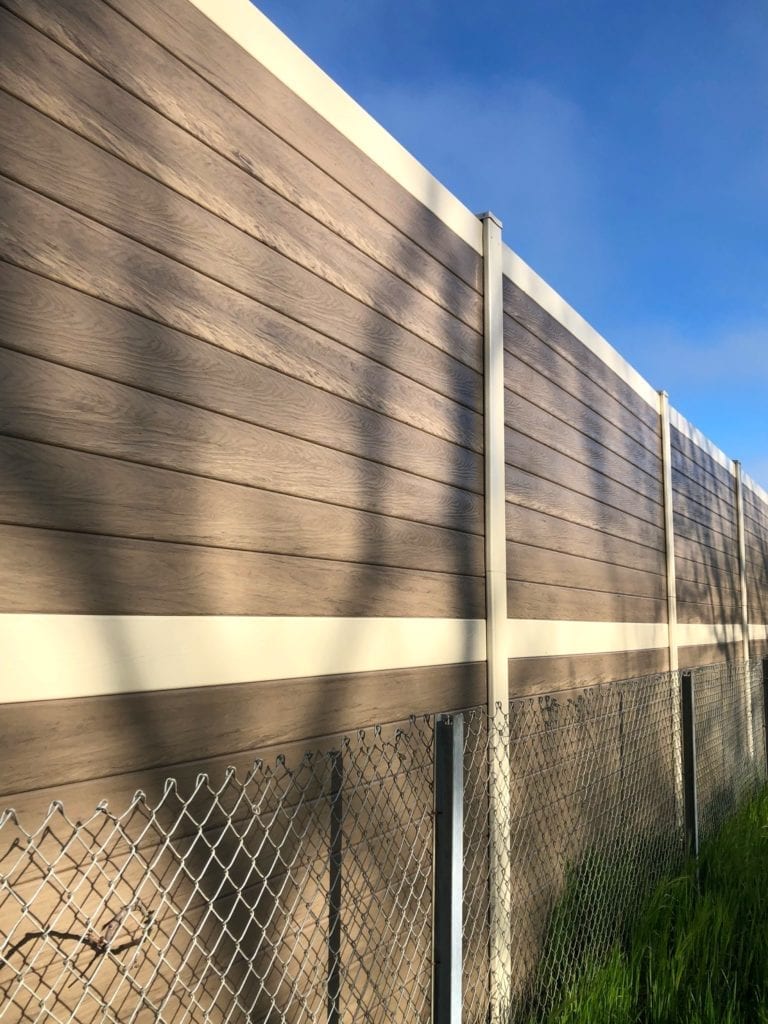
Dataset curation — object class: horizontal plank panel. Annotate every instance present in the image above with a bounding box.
[507,648,671,696]
[2,0,481,301]
[506,502,666,575]
[748,579,768,621]
[673,510,738,558]
[506,427,662,527]
[677,642,741,670]
[504,395,661,503]
[671,443,736,509]
[676,598,741,625]
[675,533,740,576]
[671,426,735,492]
[743,486,768,521]
[0,662,484,797]
[0,436,484,576]
[506,580,667,623]
[0,348,483,535]
[0,85,480,387]
[110,0,481,288]
[0,524,486,618]
[675,552,741,595]
[750,638,768,659]
[672,487,737,541]
[0,91,481,397]
[505,315,660,454]
[505,357,662,478]
[0,264,483,493]
[0,8,479,338]
[0,176,483,438]
[507,468,666,552]
[676,577,742,617]
[502,277,659,431]
[672,466,736,529]
[506,538,665,600]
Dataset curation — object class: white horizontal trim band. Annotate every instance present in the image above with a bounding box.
[187,0,483,253]
[0,616,756,704]
[0,615,486,704]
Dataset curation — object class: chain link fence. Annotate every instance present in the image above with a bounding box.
[2,659,767,1023]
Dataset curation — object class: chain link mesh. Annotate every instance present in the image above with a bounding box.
[694,660,766,844]
[2,660,767,1024]
[0,719,434,1024]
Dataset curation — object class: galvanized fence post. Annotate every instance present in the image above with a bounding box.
[328,749,343,1024]
[680,670,699,857]
[433,713,464,1024]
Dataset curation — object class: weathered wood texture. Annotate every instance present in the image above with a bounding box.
[502,279,667,623]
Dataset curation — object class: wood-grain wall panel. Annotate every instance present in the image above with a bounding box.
[507,648,671,697]
[506,539,665,600]
[0,436,485,577]
[0,263,483,494]
[672,470,736,530]
[504,397,661,503]
[670,427,735,491]
[671,444,736,507]
[0,92,482,389]
[2,0,482,296]
[502,278,660,432]
[0,663,485,798]
[678,642,741,670]
[506,470,665,552]
[504,315,661,456]
[675,552,741,595]
[677,596,741,625]
[748,579,768,622]
[506,427,663,526]
[506,580,667,623]
[675,534,740,576]
[505,503,666,575]
[0,524,486,618]
[504,358,662,478]
[0,177,483,435]
[0,348,483,535]
[673,511,737,558]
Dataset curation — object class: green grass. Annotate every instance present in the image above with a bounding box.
[539,787,768,1024]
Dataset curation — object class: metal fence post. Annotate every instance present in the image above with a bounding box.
[680,670,699,857]
[328,750,343,1024]
[735,461,755,759]
[433,713,464,1024]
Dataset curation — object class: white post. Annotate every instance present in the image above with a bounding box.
[734,461,754,757]
[659,391,683,826]
[479,211,511,1022]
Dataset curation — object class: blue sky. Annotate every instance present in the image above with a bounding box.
[256,0,768,484]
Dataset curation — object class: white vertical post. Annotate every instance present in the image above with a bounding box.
[433,714,464,1024]
[734,461,754,757]
[659,392,684,827]
[659,392,678,674]
[479,212,511,1022]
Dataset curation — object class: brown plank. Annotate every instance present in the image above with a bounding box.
[675,533,740,576]
[0,4,480,334]
[672,485,737,541]
[506,502,666,576]
[506,469,666,552]
[676,578,742,618]
[677,643,741,670]
[0,175,483,440]
[505,356,662,477]
[670,426,735,491]
[502,277,659,431]
[506,579,667,623]
[506,427,663,527]
[505,315,660,454]
[671,443,736,508]
[675,551,741,595]
[0,88,482,386]
[748,580,768,622]
[0,437,485,577]
[0,263,483,493]
[0,662,485,796]
[676,596,741,625]
[507,538,665,600]
[504,398,661,503]
[672,466,736,528]
[0,347,483,535]
[507,648,671,696]
[673,511,739,558]
[0,523,486,618]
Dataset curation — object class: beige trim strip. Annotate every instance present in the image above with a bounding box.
[1,616,753,704]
